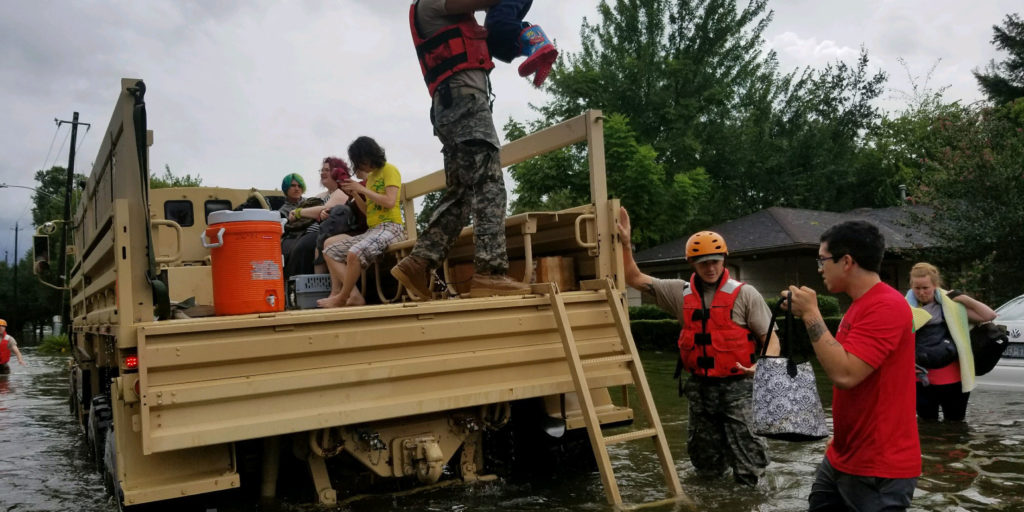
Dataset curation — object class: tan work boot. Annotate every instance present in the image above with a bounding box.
[391,255,433,301]
[468,273,531,298]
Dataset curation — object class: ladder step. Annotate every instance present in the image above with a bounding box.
[581,354,634,367]
[603,428,658,445]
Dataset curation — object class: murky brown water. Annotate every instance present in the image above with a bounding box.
[2,348,1022,511]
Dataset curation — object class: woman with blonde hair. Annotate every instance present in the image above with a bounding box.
[905,262,996,421]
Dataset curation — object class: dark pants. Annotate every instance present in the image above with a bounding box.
[284,230,318,280]
[916,382,969,421]
[485,0,533,62]
[0,363,9,374]
[809,456,916,512]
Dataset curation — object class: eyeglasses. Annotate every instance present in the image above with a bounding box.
[816,254,844,270]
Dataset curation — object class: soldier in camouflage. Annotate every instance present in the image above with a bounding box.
[394,0,531,300]
[415,90,509,275]
[617,207,779,485]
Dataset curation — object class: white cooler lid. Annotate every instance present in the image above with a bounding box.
[207,208,283,225]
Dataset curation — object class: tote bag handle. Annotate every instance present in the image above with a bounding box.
[757,293,798,377]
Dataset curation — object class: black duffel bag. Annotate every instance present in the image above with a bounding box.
[915,323,958,369]
[970,322,1009,376]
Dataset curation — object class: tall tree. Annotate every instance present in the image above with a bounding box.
[511,0,889,247]
[973,13,1024,106]
[912,100,1024,305]
[505,113,707,248]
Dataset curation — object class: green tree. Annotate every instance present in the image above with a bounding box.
[150,164,203,188]
[505,113,707,248]
[973,13,1024,105]
[415,191,444,234]
[512,0,889,247]
[31,165,85,289]
[912,99,1024,305]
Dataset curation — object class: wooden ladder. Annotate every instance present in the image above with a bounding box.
[538,279,687,508]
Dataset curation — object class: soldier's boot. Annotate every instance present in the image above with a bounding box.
[517,24,558,87]
[468,273,531,298]
[391,255,433,301]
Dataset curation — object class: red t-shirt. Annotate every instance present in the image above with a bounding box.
[826,282,921,478]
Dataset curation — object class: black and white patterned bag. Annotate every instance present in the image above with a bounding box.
[752,295,830,442]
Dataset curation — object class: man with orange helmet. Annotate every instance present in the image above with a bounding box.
[617,207,779,485]
[0,319,25,374]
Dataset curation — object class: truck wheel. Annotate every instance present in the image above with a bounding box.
[104,424,128,511]
[68,375,77,416]
[88,395,113,473]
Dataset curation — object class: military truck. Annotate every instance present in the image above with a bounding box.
[37,78,683,509]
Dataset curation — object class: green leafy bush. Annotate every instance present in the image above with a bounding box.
[628,304,674,320]
[629,319,679,351]
[38,334,69,355]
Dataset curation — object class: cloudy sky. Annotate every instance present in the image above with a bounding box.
[0,0,1018,263]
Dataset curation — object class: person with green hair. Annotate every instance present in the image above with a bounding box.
[279,172,308,259]
[282,172,306,198]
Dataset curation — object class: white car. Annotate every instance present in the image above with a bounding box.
[976,294,1024,390]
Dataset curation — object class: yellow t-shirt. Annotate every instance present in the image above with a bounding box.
[365,162,403,227]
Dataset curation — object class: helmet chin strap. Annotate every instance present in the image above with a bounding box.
[693,270,725,309]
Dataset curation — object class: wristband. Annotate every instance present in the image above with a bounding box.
[293,207,302,218]
[945,289,963,300]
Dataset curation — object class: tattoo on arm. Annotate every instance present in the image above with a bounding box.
[807,321,829,344]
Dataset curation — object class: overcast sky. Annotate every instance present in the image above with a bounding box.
[0,0,1018,263]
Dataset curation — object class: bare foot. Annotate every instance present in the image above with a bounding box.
[317,294,347,308]
[345,294,366,307]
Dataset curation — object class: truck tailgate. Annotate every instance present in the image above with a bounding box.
[137,290,635,454]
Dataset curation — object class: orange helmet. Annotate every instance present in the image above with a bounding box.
[0,319,6,327]
[685,231,728,262]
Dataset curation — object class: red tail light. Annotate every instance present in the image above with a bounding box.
[124,355,139,369]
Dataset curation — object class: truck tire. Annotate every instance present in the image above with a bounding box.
[104,423,128,511]
[88,395,113,473]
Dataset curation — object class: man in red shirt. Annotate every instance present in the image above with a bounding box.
[784,221,920,511]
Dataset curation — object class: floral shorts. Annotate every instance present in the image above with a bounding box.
[322,222,405,270]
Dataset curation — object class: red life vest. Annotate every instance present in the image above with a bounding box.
[677,269,757,378]
[409,1,494,97]
[0,335,10,364]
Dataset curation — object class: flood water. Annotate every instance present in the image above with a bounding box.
[2,347,1023,511]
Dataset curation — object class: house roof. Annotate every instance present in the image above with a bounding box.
[634,205,935,264]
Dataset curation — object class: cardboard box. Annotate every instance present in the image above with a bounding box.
[449,257,574,294]
[537,256,576,292]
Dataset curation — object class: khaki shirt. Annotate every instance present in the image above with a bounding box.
[651,277,774,340]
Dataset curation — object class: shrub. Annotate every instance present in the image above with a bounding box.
[38,335,70,355]
[628,304,674,320]
[629,319,679,351]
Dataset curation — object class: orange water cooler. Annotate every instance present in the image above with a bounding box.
[202,209,286,315]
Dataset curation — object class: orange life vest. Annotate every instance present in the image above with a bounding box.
[409,1,494,97]
[0,335,10,364]
[677,269,757,378]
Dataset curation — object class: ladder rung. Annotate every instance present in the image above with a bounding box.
[581,354,634,367]
[603,428,658,445]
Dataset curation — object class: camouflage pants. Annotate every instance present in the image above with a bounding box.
[683,375,769,485]
[412,89,509,275]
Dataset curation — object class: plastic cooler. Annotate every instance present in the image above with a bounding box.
[202,209,286,315]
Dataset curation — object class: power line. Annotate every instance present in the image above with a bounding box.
[39,122,62,173]
[73,124,91,159]
[48,127,71,171]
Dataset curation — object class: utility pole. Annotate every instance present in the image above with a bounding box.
[56,112,90,338]
[11,222,18,331]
